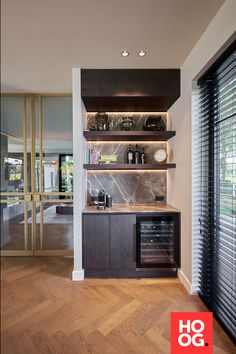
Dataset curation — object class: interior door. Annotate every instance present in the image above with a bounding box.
[1,95,33,255]
[1,94,73,256]
[33,95,73,256]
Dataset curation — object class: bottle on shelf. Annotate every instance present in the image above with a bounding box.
[127,144,134,164]
[134,144,140,164]
[141,146,146,164]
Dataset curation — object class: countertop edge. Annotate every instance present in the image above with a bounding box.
[82,204,180,214]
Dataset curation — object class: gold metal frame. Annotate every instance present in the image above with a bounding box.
[0,199,34,256]
[1,94,73,257]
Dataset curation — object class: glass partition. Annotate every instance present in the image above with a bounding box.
[1,94,73,256]
[1,96,26,193]
[0,201,32,252]
[41,96,73,193]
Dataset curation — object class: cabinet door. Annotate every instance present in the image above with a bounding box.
[83,215,109,269]
[110,214,136,269]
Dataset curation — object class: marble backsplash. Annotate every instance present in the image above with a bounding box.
[86,112,168,131]
[87,142,167,164]
[87,171,167,205]
[86,112,168,205]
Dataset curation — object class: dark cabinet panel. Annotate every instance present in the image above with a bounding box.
[110,215,136,269]
[83,215,110,269]
[81,69,180,111]
[82,212,180,277]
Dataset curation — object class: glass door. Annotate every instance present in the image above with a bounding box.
[1,95,33,255]
[33,95,73,256]
[1,94,73,256]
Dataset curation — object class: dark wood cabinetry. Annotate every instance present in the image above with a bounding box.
[83,212,180,277]
[83,214,136,271]
[81,69,180,111]
[110,215,136,269]
[83,215,110,269]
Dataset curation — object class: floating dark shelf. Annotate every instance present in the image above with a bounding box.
[84,163,176,170]
[83,131,176,141]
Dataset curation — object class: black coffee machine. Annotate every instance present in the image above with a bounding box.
[97,190,106,209]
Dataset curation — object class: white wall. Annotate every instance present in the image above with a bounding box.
[72,68,86,280]
[168,0,236,290]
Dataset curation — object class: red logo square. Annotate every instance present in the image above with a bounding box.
[171,312,213,354]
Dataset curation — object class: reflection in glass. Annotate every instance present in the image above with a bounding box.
[1,96,24,192]
[59,154,73,193]
[1,96,31,193]
[41,96,73,192]
[43,203,73,250]
[0,202,32,250]
[43,155,59,192]
[34,202,73,251]
[3,153,24,192]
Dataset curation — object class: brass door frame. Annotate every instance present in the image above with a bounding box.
[1,94,73,256]
[0,198,34,256]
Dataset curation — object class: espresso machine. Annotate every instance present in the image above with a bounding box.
[97,190,106,209]
[96,190,112,209]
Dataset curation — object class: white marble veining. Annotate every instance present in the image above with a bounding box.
[87,170,167,205]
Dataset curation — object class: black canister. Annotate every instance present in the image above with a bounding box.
[106,194,112,208]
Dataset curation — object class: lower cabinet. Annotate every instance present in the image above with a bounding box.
[83,214,136,270]
[82,212,180,277]
[83,214,110,269]
[110,215,136,269]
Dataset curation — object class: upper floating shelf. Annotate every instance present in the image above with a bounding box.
[84,163,176,170]
[83,131,176,141]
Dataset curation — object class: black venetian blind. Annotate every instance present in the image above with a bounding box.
[197,43,236,341]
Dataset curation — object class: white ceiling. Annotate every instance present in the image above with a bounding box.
[1,0,225,93]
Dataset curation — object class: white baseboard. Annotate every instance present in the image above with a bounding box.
[190,284,199,295]
[178,269,198,294]
[72,269,84,281]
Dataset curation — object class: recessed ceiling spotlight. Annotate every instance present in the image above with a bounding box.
[121,51,129,57]
[138,50,146,57]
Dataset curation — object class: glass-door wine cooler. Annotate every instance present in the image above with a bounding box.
[136,214,180,269]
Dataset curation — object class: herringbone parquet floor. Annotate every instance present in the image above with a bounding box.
[1,257,235,354]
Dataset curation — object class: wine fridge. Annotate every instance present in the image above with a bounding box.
[136,214,180,269]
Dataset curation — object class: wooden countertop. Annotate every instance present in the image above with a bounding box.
[83,204,180,213]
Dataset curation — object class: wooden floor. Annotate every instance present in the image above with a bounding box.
[1,257,235,354]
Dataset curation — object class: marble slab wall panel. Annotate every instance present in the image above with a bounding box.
[87,171,167,205]
[86,112,167,131]
[86,112,168,205]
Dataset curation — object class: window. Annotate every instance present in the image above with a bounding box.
[194,43,236,341]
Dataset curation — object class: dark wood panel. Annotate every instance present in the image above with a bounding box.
[83,131,176,141]
[81,69,180,111]
[84,163,176,170]
[81,69,180,96]
[84,268,178,278]
[81,97,178,112]
[83,215,110,269]
[110,214,136,270]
